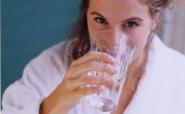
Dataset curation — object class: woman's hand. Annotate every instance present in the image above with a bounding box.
[40,51,116,114]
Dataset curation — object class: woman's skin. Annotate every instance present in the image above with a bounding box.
[40,0,158,114]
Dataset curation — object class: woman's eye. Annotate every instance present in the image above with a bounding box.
[94,17,107,24]
[124,21,139,29]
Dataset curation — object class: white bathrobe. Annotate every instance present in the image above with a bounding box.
[2,35,185,114]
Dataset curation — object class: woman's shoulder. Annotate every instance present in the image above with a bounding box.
[149,35,185,85]
[151,35,185,67]
[27,39,76,76]
[19,39,76,92]
[163,46,185,77]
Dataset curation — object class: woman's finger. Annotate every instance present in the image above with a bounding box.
[71,51,115,68]
[68,62,117,80]
[66,76,114,91]
[73,85,101,98]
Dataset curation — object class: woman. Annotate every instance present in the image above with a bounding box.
[2,0,185,114]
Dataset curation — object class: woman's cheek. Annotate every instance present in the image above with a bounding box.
[87,19,95,35]
[129,34,148,60]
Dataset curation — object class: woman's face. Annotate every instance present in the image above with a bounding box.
[87,0,157,60]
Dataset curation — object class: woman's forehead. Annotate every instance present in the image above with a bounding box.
[88,0,150,21]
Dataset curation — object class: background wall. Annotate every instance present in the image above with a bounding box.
[2,0,185,96]
[2,0,80,95]
[161,5,185,54]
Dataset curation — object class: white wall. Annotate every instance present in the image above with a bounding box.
[161,4,185,55]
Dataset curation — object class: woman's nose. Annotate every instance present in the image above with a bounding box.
[109,28,127,45]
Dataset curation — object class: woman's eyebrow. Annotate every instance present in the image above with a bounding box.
[123,17,144,22]
[90,11,106,18]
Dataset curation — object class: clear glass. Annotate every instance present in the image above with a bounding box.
[84,30,136,112]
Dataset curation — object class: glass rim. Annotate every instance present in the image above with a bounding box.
[90,30,136,49]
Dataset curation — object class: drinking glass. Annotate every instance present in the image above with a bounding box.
[84,30,136,112]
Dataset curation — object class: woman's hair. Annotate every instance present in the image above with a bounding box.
[69,0,172,60]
